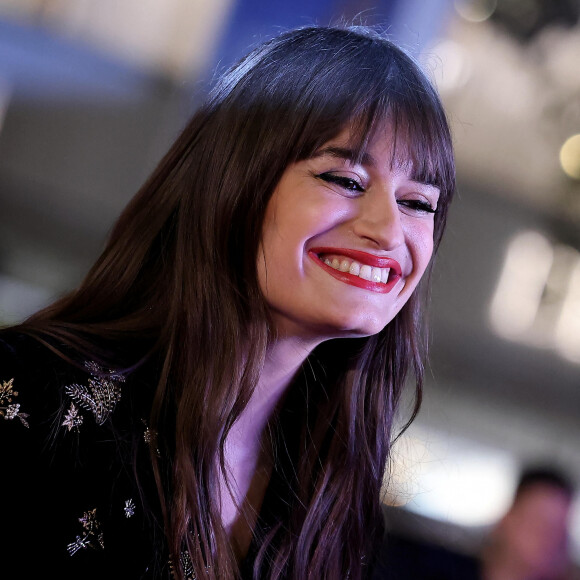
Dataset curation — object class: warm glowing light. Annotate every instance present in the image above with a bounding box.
[386,428,580,561]
[427,40,472,92]
[560,134,580,180]
[454,0,498,22]
[383,434,430,506]
[555,255,580,363]
[490,231,553,338]
[408,453,515,526]
[490,233,580,364]
[387,428,516,527]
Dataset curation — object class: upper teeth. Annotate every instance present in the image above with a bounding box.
[323,256,391,284]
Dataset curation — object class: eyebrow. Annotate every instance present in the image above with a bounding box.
[312,146,375,166]
[312,146,440,189]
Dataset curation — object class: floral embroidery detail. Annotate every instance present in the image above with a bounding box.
[0,378,15,401]
[124,498,136,518]
[0,378,29,427]
[67,508,104,556]
[61,402,84,431]
[63,361,125,428]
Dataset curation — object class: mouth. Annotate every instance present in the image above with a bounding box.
[308,247,402,293]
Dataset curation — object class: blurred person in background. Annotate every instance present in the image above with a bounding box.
[373,465,577,580]
[0,25,455,580]
[480,465,577,580]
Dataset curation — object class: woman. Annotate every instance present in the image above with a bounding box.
[0,25,455,579]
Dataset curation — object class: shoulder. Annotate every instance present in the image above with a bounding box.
[0,328,54,377]
[0,327,135,483]
[0,329,163,578]
[0,329,62,429]
[0,329,126,431]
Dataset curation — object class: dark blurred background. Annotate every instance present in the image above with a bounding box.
[1,0,579,571]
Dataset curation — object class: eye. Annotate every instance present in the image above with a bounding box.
[397,199,437,215]
[316,172,365,195]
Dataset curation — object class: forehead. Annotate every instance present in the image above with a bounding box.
[516,485,573,513]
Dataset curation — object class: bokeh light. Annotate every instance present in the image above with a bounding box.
[560,134,580,180]
[454,0,498,23]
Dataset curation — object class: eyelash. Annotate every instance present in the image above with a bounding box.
[397,199,437,214]
[317,172,365,193]
[316,172,437,214]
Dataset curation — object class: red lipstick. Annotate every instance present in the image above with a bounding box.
[308,247,402,294]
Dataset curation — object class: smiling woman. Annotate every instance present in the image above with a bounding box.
[259,127,441,340]
[0,25,455,580]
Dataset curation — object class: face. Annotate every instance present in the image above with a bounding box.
[498,485,572,576]
[257,127,440,343]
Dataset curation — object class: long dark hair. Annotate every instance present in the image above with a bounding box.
[19,25,455,579]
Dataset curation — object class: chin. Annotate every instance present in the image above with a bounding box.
[322,312,394,339]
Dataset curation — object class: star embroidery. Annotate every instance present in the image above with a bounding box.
[124,498,136,518]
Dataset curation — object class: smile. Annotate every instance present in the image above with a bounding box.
[309,247,402,294]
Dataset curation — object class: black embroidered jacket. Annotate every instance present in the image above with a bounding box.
[1,330,394,580]
[0,331,170,579]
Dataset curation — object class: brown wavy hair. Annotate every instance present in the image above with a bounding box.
[19,25,455,579]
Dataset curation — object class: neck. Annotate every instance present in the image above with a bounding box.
[219,336,317,542]
[234,336,317,442]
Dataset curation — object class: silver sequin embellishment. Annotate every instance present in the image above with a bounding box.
[124,498,136,518]
[67,534,91,556]
[180,551,196,579]
[170,551,198,580]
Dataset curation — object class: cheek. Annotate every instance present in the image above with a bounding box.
[257,231,301,305]
[409,222,435,276]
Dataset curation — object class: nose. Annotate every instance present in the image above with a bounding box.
[352,191,405,251]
